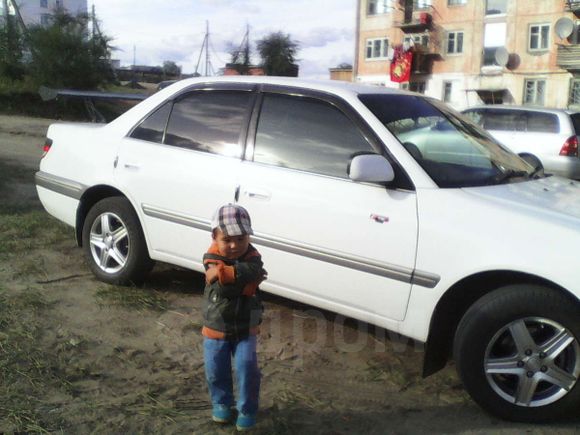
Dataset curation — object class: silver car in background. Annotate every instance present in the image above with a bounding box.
[462,106,580,179]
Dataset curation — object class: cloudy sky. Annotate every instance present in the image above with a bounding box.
[91,0,357,79]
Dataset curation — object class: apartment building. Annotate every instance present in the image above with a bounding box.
[355,0,580,110]
[1,0,87,26]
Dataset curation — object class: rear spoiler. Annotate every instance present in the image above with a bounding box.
[38,86,149,123]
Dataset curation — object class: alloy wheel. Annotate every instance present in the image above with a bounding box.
[89,212,130,274]
[484,317,580,407]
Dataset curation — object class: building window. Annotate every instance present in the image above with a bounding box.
[368,0,392,15]
[415,0,432,9]
[366,38,389,60]
[571,21,580,44]
[524,79,546,106]
[482,22,506,67]
[447,31,464,54]
[40,14,51,25]
[448,0,467,5]
[443,82,453,102]
[570,78,580,107]
[529,24,550,51]
[56,0,63,8]
[40,0,48,7]
[486,0,507,15]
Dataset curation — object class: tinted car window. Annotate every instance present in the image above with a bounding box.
[164,91,251,157]
[483,110,526,132]
[130,102,172,143]
[462,109,483,126]
[526,112,559,133]
[570,113,580,135]
[254,94,375,178]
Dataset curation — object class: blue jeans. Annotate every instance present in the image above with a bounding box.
[203,335,261,416]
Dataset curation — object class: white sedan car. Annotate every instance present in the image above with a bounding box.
[36,77,580,422]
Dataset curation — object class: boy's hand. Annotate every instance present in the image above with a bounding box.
[205,264,219,284]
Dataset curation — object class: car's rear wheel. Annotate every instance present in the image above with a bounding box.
[454,284,580,422]
[82,196,153,285]
[518,153,544,176]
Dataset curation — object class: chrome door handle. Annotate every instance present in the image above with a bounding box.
[244,189,271,200]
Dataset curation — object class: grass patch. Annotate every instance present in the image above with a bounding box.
[95,285,169,312]
[0,160,40,215]
[0,210,71,258]
[0,287,64,432]
[0,161,35,185]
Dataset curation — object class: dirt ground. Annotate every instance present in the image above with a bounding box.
[0,114,578,434]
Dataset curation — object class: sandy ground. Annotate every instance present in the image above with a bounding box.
[0,114,579,434]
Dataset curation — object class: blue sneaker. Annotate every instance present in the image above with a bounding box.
[211,405,231,423]
[236,413,256,431]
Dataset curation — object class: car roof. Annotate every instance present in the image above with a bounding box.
[171,75,413,98]
[462,105,579,116]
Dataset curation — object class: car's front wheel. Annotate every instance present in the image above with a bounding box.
[82,196,153,285]
[454,284,580,422]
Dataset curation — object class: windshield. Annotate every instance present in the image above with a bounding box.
[359,94,537,188]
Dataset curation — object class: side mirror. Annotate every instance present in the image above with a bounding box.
[349,154,395,183]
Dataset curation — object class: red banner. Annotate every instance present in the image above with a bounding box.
[390,46,413,83]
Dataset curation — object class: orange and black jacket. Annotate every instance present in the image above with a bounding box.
[201,242,265,340]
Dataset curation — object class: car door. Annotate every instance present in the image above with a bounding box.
[237,89,418,322]
[115,85,255,268]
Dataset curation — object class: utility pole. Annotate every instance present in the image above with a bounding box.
[7,0,27,34]
[91,4,95,40]
[131,44,137,88]
[194,21,212,77]
[2,0,9,23]
[205,20,210,76]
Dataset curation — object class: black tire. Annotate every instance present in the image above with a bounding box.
[82,196,154,285]
[453,285,580,422]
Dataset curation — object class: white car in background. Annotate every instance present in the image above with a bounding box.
[36,77,580,423]
[462,105,580,179]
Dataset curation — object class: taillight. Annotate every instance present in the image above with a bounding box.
[559,136,579,157]
[41,138,53,158]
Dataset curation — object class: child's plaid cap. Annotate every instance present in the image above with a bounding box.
[211,204,253,236]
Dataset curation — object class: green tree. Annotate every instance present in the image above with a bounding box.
[256,32,299,76]
[162,60,181,78]
[0,12,25,80]
[27,11,113,89]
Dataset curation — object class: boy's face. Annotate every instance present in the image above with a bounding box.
[213,228,250,259]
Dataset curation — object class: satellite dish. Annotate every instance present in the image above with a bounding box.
[555,17,575,39]
[494,47,509,67]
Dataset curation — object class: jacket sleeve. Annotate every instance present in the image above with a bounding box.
[235,257,265,286]
[207,257,264,299]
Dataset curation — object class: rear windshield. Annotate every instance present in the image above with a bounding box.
[571,113,580,135]
[464,109,559,133]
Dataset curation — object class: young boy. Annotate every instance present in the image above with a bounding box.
[202,204,266,431]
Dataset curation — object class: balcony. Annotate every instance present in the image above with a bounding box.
[394,12,433,32]
[557,44,580,70]
[411,55,435,75]
[411,35,442,56]
[565,0,580,14]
